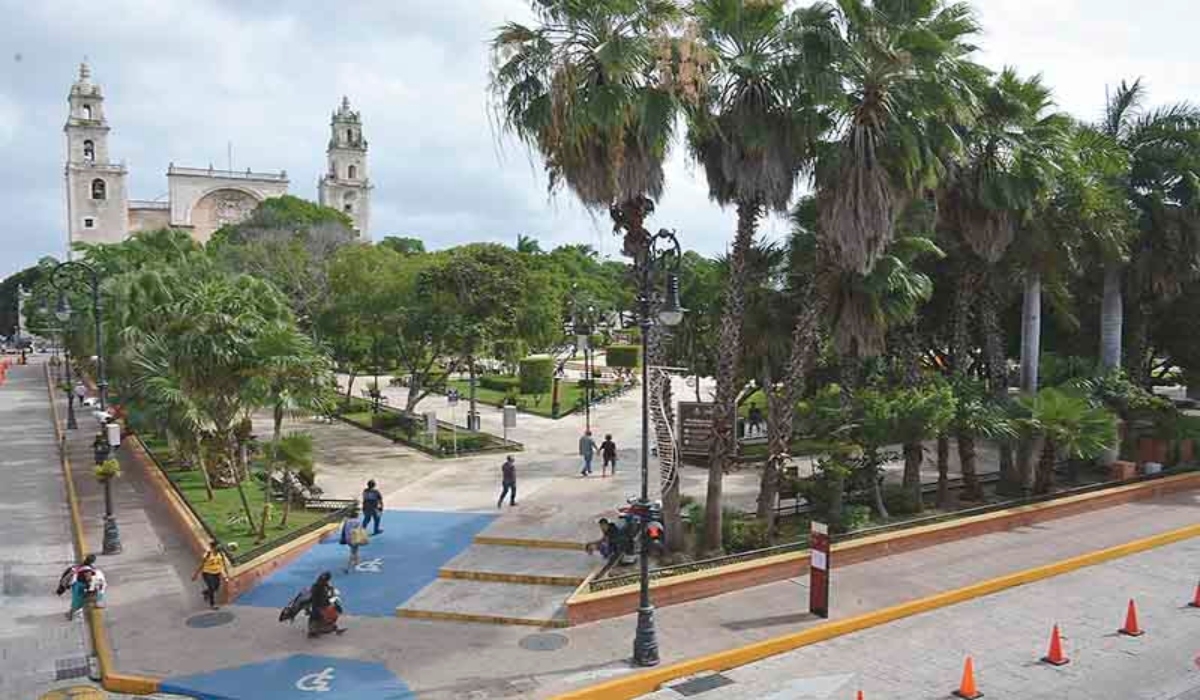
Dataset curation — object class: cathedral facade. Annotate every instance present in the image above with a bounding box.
[63,63,372,249]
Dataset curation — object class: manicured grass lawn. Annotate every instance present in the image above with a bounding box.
[139,433,332,553]
[340,400,513,455]
[445,379,588,419]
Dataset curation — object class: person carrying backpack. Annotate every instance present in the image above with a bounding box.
[307,571,346,638]
[361,480,384,535]
[339,506,369,574]
[58,554,96,620]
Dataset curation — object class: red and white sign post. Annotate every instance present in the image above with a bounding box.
[809,521,831,618]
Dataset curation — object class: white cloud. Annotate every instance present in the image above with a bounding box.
[1,0,1199,278]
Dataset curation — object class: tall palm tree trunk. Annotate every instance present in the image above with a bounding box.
[1019,270,1042,487]
[895,323,925,511]
[936,435,951,509]
[958,434,982,501]
[233,440,258,534]
[704,199,761,554]
[1034,437,1057,494]
[1099,263,1123,369]
[980,280,1020,495]
[273,401,295,527]
[758,306,820,537]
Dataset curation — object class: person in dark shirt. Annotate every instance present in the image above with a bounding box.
[585,518,620,558]
[361,479,383,535]
[600,434,617,477]
[497,455,517,508]
[307,571,345,638]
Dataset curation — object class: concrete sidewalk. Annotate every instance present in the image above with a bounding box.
[0,361,91,699]
[96,467,1200,699]
[636,536,1200,700]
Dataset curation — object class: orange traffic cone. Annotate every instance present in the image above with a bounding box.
[1119,598,1144,637]
[952,656,982,699]
[856,692,864,700]
[1189,580,1200,608]
[1041,624,1069,665]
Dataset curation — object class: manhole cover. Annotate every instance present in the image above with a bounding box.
[671,673,735,696]
[38,686,106,700]
[519,632,569,652]
[186,611,235,628]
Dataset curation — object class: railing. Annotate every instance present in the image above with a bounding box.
[167,164,288,182]
[649,367,678,493]
[136,434,356,566]
[588,465,1195,592]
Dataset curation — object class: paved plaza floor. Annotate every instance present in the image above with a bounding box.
[9,356,1200,700]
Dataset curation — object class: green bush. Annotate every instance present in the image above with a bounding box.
[722,510,771,553]
[480,374,520,392]
[371,412,404,431]
[840,505,872,533]
[589,333,606,349]
[455,435,490,452]
[297,464,316,487]
[606,344,641,368]
[519,355,553,395]
[504,387,519,405]
[882,484,922,515]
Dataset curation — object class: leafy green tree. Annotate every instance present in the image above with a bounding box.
[379,236,426,256]
[122,273,297,531]
[949,379,1015,502]
[1020,388,1118,494]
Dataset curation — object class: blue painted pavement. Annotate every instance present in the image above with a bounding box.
[161,654,412,700]
[235,510,495,616]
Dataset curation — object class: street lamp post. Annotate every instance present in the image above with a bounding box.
[54,294,78,429]
[51,262,108,411]
[632,229,684,668]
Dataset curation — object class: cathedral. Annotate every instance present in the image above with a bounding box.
[63,63,372,248]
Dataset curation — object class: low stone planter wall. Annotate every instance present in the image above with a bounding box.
[128,433,340,604]
[565,471,1200,625]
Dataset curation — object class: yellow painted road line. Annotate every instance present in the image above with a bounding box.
[551,520,1200,700]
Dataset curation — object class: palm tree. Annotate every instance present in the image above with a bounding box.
[890,382,955,512]
[1020,388,1118,494]
[687,0,836,551]
[938,69,1072,494]
[252,321,332,525]
[273,432,315,527]
[489,0,685,254]
[816,0,981,277]
[1094,81,1200,380]
[950,379,1015,502]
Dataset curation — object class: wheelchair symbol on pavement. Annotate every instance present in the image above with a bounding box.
[296,666,335,692]
[355,558,384,573]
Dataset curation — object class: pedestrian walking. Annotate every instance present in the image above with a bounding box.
[191,540,228,610]
[747,403,764,437]
[361,479,384,535]
[339,506,369,574]
[58,554,96,620]
[497,455,517,508]
[600,434,618,477]
[579,430,597,476]
[307,571,346,638]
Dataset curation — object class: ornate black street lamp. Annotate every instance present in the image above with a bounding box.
[51,261,108,411]
[631,229,684,667]
[55,294,78,430]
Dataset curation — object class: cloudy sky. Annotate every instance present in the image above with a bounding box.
[1,0,1198,278]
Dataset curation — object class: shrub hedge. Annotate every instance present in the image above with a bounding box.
[479,374,520,392]
[606,344,641,368]
[519,355,554,395]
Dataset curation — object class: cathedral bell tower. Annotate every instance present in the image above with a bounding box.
[64,62,129,248]
[318,96,371,236]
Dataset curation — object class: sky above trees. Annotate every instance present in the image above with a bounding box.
[1,0,1199,277]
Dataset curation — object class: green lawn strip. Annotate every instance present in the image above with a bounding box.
[739,438,840,460]
[133,424,331,549]
[445,379,586,419]
[338,399,512,454]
